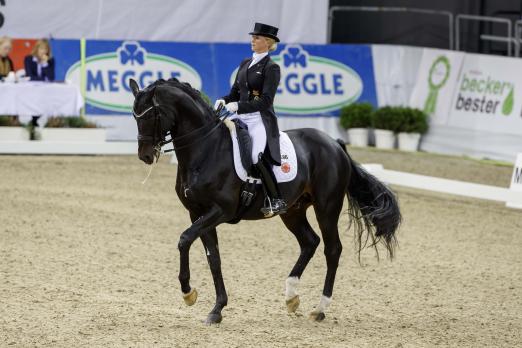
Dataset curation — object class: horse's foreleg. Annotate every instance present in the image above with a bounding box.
[280,207,320,313]
[177,206,223,306]
[200,228,227,325]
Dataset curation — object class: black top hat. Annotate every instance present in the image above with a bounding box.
[249,22,280,42]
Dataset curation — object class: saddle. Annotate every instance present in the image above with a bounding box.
[224,118,298,223]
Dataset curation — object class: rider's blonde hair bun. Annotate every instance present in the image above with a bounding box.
[266,38,277,52]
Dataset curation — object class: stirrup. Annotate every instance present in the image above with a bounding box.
[260,197,288,217]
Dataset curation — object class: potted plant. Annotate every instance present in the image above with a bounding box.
[372,106,401,149]
[41,116,106,142]
[397,108,428,152]
[339,102,373,147]
[0,116,29,141]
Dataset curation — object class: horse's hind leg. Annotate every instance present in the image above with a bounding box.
[309,196,344,322]
[280,203,320,313]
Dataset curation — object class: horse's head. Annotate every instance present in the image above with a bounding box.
[130,78,216,164]
[130,78,175,164]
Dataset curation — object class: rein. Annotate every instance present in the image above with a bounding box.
[133,101,231,159]
[133,91,231,185]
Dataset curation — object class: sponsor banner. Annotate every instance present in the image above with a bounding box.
[225,44,376,116]
[53,40,377,117]
[409,48,465,125]
[411,49,522,161]
[449,54,522,136]
[53,40,208,115]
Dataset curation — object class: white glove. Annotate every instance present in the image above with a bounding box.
[214,99,226,110]
[225,102,238,113]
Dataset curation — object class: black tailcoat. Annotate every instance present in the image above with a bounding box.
[222,55,281,165]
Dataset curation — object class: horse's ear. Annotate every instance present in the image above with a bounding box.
[129,78,140,97]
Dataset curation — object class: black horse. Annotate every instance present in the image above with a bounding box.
[129,78,401,325]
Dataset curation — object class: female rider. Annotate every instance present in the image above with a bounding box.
[215,22,287,216]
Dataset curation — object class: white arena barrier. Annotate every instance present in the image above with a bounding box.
[169,157,522,209]
[169,156,522,208]
[362,163,522,209]
[1,138,519,209]
[0,141,137,155]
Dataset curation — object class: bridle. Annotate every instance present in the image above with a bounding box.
[132,96,231,160]
[133,96,170,157]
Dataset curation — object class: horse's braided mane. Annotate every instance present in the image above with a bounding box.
[150,78,215,120]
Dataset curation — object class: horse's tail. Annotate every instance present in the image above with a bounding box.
[336,139,401,261]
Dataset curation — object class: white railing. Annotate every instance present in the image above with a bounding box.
[455,14,513,56]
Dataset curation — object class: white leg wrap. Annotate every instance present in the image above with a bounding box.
[285,276,299,300]
[314,295,332,313]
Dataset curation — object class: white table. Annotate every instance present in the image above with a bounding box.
[0,81,84,125]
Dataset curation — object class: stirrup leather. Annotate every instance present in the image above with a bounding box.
[240,178,257,207]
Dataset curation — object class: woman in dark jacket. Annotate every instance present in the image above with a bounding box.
[215,23,286,216]
[0,36,14,80]
[24,39,55,81]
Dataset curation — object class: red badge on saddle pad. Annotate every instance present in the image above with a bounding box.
[281,162,291,173]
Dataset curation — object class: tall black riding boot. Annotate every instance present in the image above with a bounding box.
[255,153,288,217]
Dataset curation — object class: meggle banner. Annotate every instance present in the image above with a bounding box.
[53,40,210,115]
[220,44,377,116]
[52,40,377,117]
[449,53,522,136]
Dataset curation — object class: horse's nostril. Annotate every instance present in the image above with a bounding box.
[140,153,153,164]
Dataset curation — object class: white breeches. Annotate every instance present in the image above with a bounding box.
[229,111,267,164]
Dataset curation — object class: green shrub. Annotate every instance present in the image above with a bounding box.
[372,106,402,132]
[398,108,429,134]
[45,116,98,128]
[339,102,373,129]
[0,116,23,127]
[372,106,429,134]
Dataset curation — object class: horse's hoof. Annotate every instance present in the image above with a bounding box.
[309,311,326,322]
[183,288,198,306]
[204,313,223,325]
[286,295,300,313]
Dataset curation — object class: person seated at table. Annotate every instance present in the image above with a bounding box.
[24,39,55,82]
[0,36,14,80]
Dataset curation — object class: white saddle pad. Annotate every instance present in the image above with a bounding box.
[227,123,298,183]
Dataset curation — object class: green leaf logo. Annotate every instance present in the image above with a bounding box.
[502,87,514,116]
